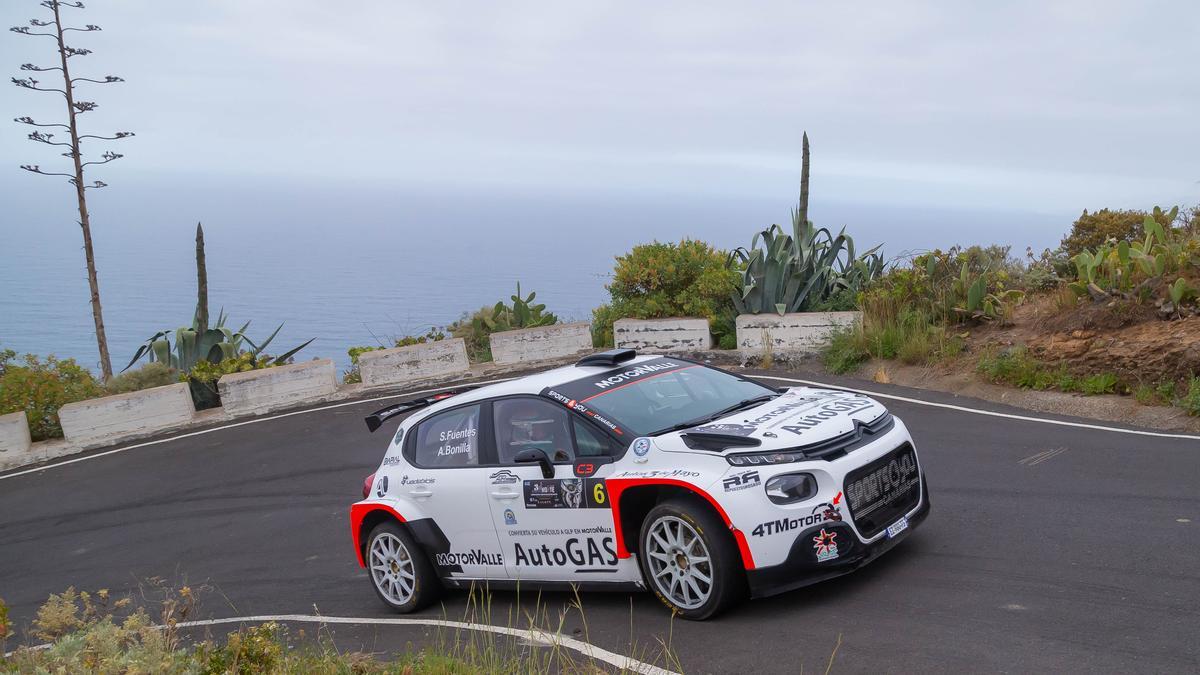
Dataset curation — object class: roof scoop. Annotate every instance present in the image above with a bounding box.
[576,348,637,368]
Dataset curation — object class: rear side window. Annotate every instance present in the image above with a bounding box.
[413,404,481,468]
[573,419,613,457]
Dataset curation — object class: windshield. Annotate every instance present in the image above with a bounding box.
[543,360,777,437]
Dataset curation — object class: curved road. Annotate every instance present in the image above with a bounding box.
[1,369,1197,673]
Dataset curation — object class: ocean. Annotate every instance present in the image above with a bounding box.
[0,175,1067,375]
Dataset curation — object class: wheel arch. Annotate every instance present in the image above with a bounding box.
[350,502,407,567]
[606,479,755,569]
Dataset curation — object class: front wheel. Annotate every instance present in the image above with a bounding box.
[638,498,746,620]
[366,521,439,612]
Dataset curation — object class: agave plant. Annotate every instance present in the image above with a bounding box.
[729,211,884,315]
[125,309,312,374]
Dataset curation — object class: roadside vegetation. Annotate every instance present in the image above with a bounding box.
[822,205,1200,416]
[0,587,685,675]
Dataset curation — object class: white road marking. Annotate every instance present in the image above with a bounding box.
[4,613,678,674]
[757,375,1200,441]
[0,378,517,481]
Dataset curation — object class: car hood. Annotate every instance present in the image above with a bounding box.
[672,387,888,451]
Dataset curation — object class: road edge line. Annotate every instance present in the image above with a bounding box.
[758,375,1200,440]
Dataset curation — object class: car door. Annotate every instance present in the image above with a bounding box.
[485,396,638,583]
[404,402,507,580]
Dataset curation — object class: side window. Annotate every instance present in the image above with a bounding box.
[494,398,574,464]
[572,419,613,457]
[413,404,481,468]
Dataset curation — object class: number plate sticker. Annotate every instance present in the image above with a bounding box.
[885,517,909,539]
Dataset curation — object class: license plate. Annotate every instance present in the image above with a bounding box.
[885,517,909,539]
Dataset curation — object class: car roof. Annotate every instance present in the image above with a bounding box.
[414,353,667,417]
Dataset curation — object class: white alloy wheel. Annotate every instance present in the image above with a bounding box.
[645,515,714,610]
[369,532,416,605]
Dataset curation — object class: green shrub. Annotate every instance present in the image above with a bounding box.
[1079,372,1119,395]
[104,362,179,395]
[593,239,738,347]
[1176,377,1200,416]
[1060,207,1173,258]
[822,327,870,374]
[0,351,106,441]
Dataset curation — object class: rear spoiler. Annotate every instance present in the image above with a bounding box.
[364,388,473,432]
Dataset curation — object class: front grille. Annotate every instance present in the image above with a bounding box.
[843,443,921,538]
[796,412,895,460]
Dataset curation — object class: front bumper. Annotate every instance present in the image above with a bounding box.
[745,475,930,598]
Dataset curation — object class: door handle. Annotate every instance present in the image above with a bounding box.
[490,490,518,500]
[409,488,433,498]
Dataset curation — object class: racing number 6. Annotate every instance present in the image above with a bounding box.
[593,481,607,505]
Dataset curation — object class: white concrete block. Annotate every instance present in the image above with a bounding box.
[59,383,196,448]
[0,411,33,469]
[359,339,469,388]
[218,359,338,416]
[490,322,593,365]
[613,318,712,353]
[736,311,861,356]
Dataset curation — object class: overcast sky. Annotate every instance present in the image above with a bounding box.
[2,0,1198,214]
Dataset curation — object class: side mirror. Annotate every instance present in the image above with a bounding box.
[514,448,554,479]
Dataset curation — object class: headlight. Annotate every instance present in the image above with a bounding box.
[764,472,817,505]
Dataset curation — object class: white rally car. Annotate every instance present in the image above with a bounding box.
[350,349,929,619]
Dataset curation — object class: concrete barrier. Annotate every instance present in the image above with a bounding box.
[218,359,338,416]
[359,338,470,388]
[58,383,196,448]
[736,311,861,356]
[613,318,712,353]
[490,322,592,365]
[0,411,32,468]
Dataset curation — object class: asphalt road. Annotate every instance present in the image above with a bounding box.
[1,369,1197,673]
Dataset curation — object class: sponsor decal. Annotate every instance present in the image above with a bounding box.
[812,529,839,562]
[722,470,761,492]
[561,479,584,508]
[574,462,597,477]
[751,499,842,537]
[507,525,613,537]
[781,397,877,436]
[611,469,700,479]
[845,451,920,517]
[632,437,652,457]
[489,469,519,485]
[503,508,517,525]
[375,475,388,497]
[392,426,405,445]
[692,422,759,437]
[523,478,609,509]
[435,549,504,567]
[382,455,403,467]
[591,361,683,390]
[513,537,618,567]
[399,475,435,486]
[544,389,623,435]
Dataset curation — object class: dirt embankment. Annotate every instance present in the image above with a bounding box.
[970,295,1200,385]
[829,295,1200,433]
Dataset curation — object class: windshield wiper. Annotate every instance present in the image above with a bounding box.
[649,393,780,436]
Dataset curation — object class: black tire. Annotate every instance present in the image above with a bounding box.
[637,496,746,620]
[365,521,440,613]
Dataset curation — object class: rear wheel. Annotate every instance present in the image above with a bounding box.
[638,498,746,620]
[366,521,439,612]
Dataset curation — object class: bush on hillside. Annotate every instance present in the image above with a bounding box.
[592,239,739,348]
[1059,208,1174,258]
[103,362,179,395]
[0,350,106,441]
